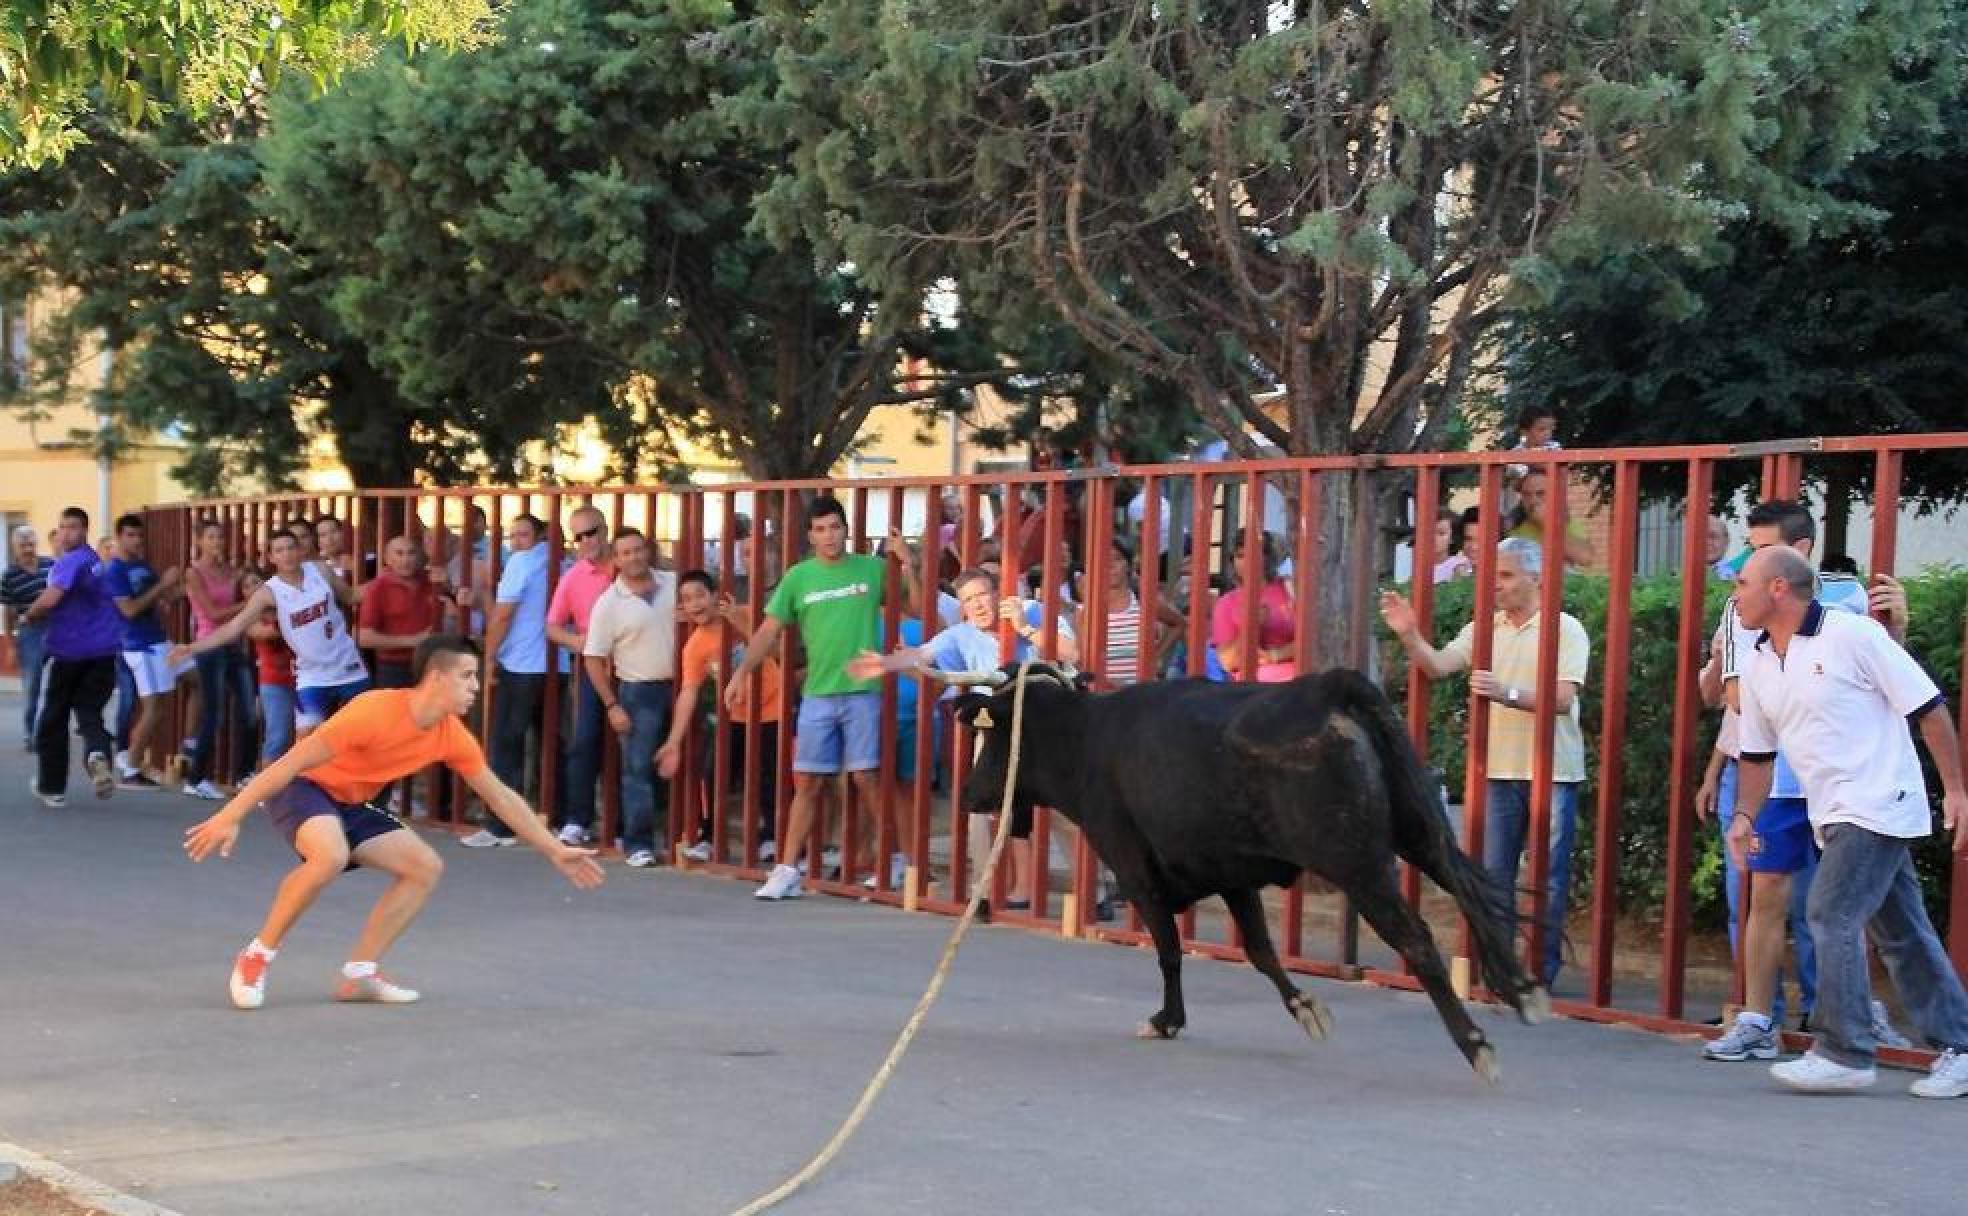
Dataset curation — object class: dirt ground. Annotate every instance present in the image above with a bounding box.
[0,1174,106,1216]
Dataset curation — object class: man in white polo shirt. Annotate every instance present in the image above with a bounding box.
[1380,535,1590,987]
[1731,544,1968,1097]
[583,528,677,868]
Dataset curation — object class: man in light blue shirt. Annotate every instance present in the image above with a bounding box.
[465,513,551,847]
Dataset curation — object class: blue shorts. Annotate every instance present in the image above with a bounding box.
[793,692,881,775]
[264,777,404,870]
[295,678,371,730]
[1747,797,1815,874]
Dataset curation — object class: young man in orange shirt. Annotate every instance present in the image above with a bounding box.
[182,635,605,1010]
[659,570,783,865]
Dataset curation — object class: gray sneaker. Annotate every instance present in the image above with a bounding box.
[1870,999,1913,1050]
[85,753,116,799]
[1704,1012,1779,1061]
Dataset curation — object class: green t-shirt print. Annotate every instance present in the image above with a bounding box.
[764,553,886,697]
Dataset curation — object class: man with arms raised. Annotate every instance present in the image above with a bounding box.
[183,635,604,1009]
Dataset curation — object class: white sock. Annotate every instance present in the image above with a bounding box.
[245,938,277,961]
[342,961,378,980]
[1741,1011,1772,1029]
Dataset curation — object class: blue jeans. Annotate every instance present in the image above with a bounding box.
[114,657,137,751]
[558,674,606,831]
[189,647,256,785]
[1484,779,1579,987]
[258,683,296,767]
[1716,759,1815,1020]
[15,622,47,745]
[618,679,673,854]
[1807,822,1968,1067]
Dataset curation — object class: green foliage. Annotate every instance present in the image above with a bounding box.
[1490,101,1968,509]
[1383,567,1966,931]
[768,0,1964,466]
[0,1,496,167]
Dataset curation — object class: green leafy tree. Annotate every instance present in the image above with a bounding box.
[1491,104,1968,544]
[264,0,1035,481]
[0,1,494,167]
[0,105,585,490]
[760,0,1961,641]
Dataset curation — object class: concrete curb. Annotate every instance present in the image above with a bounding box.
[0,1142,187,1216]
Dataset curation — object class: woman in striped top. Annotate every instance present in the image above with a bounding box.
[1076,539,1182,688]
[3,524,55,749]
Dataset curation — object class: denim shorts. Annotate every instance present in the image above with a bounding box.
[1747,796,1815,874]
[295,678,371,730]
[793,692,881,774]
[264,777,405,870]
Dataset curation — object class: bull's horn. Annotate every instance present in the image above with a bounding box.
[919,666,1010,687]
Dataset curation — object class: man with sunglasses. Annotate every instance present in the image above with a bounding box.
[545,505,615,845]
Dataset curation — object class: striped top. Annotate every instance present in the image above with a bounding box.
[2,556,53,616]
[1102,595,1144,686]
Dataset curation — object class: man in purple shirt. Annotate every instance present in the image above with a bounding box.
[23,507,123,805]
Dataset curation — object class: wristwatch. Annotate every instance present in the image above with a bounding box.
[1505,687,1520,708]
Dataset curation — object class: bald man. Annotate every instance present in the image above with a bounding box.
[1731,545,1968,1097]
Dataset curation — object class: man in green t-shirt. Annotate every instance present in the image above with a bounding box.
[725,495,907,900]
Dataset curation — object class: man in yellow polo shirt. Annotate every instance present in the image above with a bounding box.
[1380,536,1590,987]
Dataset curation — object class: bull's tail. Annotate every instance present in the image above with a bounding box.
[1324,670,1545,1022]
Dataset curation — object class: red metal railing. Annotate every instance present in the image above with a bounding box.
[133,432,1968,1052]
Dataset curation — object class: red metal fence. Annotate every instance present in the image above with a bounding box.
[134,432,1968,1047]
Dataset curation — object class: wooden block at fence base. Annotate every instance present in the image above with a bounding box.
[1451,955,1472,1000]
[902,867,920,913]
[1061,894,1082,939]
[672,841,686,868]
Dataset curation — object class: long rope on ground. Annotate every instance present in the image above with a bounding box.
[725,662,1036,1216]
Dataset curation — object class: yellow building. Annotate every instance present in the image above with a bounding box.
[0,297,193,546]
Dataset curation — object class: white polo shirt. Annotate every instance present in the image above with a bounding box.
[1737,601,1946,840]
[583,573,678,683]
[1717,574,1868,794]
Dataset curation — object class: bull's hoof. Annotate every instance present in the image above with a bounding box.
[1136,1019,1181,1040]
[1288,993,1333,1041]
[1471,1043,1501,1086]
[1519,986,1551,1026]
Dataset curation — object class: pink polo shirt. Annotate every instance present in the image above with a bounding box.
[546,557,615,640]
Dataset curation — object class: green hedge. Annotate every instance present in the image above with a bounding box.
[1381,566,1967,931]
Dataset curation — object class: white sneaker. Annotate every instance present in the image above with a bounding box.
[336,973,420,1004]
[754,863,804,901]
[229,949,271,1010]
[757,840,777,863]
[186,779,226,801]
[115,749,132,773]
[1771,1050,1876,1093]
[1911,1048,1968,1099]
[682,840,714,863]
[860,853,911,890]
[31,778,65,808]
[459,829,517,848]
[625,849,658,868]
[556,823,592,847]
[1870,999,1914,1050]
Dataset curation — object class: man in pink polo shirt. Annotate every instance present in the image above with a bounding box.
[546,505,617,844]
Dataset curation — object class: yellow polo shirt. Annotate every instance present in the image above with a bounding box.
[1442,609,1590,782]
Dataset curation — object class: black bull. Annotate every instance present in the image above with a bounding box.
[952,663,1547,1081]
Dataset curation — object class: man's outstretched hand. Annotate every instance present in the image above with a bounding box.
[552,845,607,889]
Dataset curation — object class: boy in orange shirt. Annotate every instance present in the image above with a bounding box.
[183,635,604,1010]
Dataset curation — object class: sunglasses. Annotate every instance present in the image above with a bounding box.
[573,526,603,541]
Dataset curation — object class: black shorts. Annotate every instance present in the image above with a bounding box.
[970,798,1035,839]
[264,777,405,870]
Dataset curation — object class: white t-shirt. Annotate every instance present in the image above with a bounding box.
[266,562,367,690]
[1737,603,1944,840]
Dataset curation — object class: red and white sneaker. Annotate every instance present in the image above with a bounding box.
[230,949,271,1010]
[335,973,421,1004]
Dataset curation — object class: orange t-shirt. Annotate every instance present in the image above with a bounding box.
[680,617,783,723]
[304,689,487,804]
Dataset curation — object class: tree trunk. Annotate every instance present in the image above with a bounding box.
[1823,465,1854,560]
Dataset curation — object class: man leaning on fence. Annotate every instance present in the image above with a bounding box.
[1728,544,1968,1097]
[1379,535,1589,988]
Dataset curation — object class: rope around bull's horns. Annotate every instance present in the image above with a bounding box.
[725,661,1038,1216]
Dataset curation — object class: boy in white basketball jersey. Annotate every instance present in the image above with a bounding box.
[173,528,370,740]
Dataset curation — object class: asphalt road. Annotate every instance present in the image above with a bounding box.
[0,696,1955,1216]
